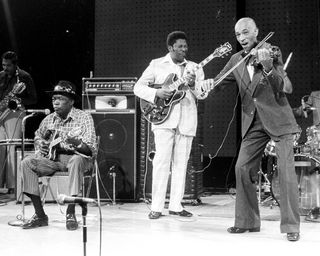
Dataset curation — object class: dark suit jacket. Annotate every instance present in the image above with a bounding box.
[213,49,300,138]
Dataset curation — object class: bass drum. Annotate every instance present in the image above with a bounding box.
[270,154,320,215]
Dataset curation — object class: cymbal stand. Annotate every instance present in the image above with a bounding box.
[258,160,278,207]
[257,165,270,204]
[8,113,35,226]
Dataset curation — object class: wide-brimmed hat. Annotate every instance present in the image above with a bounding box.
[46,80,79,101]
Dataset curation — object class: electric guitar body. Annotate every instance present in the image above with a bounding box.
[139,42,232,124]
[140,73,187,125]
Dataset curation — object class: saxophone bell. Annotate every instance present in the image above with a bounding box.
[7,98,19,111]
[7,81,26,111]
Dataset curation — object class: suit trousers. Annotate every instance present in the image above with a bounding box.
[151,128,193,212]
[21,153,91,197]
[234,114,300,233]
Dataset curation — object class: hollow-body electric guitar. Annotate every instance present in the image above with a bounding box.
[140,42,232,124]
[46,127,82,160]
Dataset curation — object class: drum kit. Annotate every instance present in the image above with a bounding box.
[261,126,320,222]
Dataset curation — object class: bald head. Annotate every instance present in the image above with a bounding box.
[235,17,259,52]
[235,18,257,31]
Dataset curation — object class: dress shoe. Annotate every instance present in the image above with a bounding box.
[148,211,162,219]
[22,214,48,229]
[287,232,300,242]
[169,209,193,217]
[66,213,78,230]
[227,226,260,233]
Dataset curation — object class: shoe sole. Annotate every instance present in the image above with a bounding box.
[228,227,260,233]
[22,222,48,229]
[66,223,78,230]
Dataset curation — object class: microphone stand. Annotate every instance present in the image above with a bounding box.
[81,203,88,256]
[8,113,35,226]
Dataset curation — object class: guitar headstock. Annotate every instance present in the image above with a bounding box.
[213,42,232,58]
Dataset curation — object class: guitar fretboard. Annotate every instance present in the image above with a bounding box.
[168,42,231,91]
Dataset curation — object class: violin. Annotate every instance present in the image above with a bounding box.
[250,45,281,66]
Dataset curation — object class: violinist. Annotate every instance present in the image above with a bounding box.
[206,17,301,241]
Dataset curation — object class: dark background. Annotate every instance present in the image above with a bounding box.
[1,0,319,191]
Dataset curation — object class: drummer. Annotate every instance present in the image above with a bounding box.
[293,90,320,127]
[293,91,320,151]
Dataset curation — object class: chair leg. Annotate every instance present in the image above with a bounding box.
[39,177,50,205]
[82,175,94,198]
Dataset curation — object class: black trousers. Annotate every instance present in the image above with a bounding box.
[234,113,300,233]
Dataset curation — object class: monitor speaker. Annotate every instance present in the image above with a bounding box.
[88,112,137,201]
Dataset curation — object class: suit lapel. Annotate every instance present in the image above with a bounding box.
[235,55,251,90]
[250,68,263,96]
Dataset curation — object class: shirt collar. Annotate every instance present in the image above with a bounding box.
[161,53,188,66]
[53,107,76,122]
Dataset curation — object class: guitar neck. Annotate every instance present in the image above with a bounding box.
[168,52,219,91]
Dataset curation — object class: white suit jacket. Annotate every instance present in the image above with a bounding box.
[134,53,206,136]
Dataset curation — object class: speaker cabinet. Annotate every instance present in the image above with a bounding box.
[138,116,204,202]
[89,112,137,201]
[15,150,69,202]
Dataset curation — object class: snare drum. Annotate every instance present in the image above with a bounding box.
[264,140,276,156]
[269,154,320,215]
[264,133,301,157]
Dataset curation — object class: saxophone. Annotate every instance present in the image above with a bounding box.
[0,69,26,122]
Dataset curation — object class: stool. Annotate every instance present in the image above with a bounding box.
[40,136,100,204]
[39,171,69,204]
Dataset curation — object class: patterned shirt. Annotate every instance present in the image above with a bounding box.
[34,107,97,156]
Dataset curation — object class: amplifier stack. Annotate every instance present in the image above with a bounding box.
[82,77,138,201]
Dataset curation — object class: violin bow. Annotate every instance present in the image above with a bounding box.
[214,31,274,86]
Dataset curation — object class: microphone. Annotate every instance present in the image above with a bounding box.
[26,109,51,115]
[57,194,97,205]
[301,98,308,118]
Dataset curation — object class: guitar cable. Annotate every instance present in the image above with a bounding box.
[188,56,248,175]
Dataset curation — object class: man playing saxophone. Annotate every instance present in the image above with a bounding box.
[0,51,37,194]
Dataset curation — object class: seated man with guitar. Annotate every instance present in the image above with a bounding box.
[20,80,97,230]
[134,31,212,219]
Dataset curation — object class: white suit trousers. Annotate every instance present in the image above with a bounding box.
[151,128,193,212]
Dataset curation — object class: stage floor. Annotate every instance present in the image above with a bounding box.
[0,193,319,256]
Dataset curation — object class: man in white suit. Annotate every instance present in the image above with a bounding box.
[134,31,211,219]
